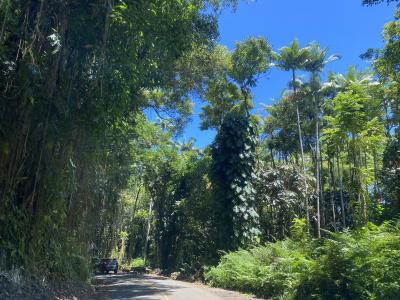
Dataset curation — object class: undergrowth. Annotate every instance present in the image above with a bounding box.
[205,219,400,300]
[120,258,145,272]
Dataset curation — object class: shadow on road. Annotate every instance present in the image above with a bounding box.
[93,273,181,300]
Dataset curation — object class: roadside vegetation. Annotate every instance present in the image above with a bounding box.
[0,0,399,299]
[206,219,400,299]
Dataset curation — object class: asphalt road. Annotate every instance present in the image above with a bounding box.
[93,273,259,300]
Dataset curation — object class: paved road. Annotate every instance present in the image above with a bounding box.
[94,273,259,300]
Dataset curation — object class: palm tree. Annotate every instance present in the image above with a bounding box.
[304,42,340,237]
[274,39,310,169]
[274,39,310,228]
[329,66,376,90]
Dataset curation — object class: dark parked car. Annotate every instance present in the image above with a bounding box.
[99,258,118,274]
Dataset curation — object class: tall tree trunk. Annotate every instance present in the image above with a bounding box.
[319,142,325,229]
[132,184,142,218]
[359,149,367,223]
[292,69,309,232]
[143,199,153,265]
[329,156,337,231]
[372,149,382,205]
[351,134,363,224]
[337,153,346,228]
[314,93,321,238]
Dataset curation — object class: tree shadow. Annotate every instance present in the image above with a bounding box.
[93,273,181,300]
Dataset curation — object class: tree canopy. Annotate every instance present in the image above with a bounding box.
[0,2,400,299]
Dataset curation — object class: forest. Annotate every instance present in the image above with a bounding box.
[0,0,399,299]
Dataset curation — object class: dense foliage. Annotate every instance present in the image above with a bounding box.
[211,111,259,250]
[0,1,399,299]
[206,220,400,300]
[0,0,234,279]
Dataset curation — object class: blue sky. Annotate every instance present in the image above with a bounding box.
[183,0,397,148]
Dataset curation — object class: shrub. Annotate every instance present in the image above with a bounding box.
[120,258,145,272]
[132,258,145,269]
[206,220,400,299]
[50,254,89,282]
[66,255,89,282]
[298,222,400,300]
[206,239,315,299]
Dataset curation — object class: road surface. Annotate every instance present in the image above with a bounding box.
[93,273,259,300]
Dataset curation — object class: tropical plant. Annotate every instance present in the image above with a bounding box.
[211,110,259,250]
[273,39,311,226]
